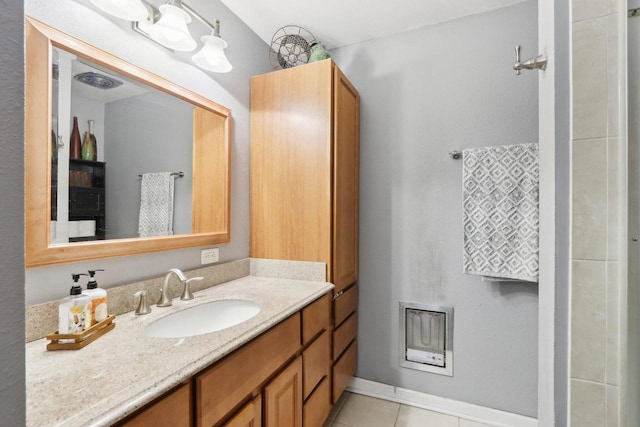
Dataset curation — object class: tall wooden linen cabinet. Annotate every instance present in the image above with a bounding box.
[250,59,359,414]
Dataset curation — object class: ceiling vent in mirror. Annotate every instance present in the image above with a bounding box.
[74,72,123,90]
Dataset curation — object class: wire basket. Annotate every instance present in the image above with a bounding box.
[269,26,317,70]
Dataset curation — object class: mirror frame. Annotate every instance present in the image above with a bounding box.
[25,17,231,268]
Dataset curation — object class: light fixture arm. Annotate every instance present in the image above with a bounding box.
[181,2,221,37]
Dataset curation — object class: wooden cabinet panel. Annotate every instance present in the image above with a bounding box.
[302,293,331,345]
[250,60,333,269]
[303,377,331,427]
[333,312,357,360]
[332,340,357,404]
[332,66,360,293]
[119,382,191,427]
[264,357,303,427]
[223,395,262,427]
[196,314,301,427]
[334,284,358,327]
[250,60,359,290]
[303,330,330,399]
[192,106,230,235]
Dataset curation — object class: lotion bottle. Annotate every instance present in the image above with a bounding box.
[58,273,91,337]
[82,269,107,325]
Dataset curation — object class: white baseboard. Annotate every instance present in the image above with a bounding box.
[346,377,538,427]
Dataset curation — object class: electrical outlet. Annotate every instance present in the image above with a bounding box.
[200,248,219,264]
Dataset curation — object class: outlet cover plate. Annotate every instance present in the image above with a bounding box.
[201,248,219,264]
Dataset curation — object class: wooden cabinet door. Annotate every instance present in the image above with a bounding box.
[223,395,262,427]
[250,61,333,269]
[332,65,359,292]
[264,357,303,427]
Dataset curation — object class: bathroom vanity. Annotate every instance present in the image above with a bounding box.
[25,275,333,427]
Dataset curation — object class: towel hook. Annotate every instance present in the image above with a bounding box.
[513,45,547,75]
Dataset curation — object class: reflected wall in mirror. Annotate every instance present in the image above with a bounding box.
[52,47,196,242]
[26,16,231,267]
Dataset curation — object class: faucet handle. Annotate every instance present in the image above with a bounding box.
[180,277,204,301]
[134,291,152,315]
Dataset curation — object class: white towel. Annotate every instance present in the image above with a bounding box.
[462,143,539,283]
[138,172,175,237]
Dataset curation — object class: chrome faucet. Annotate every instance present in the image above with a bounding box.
[157,268,204,307]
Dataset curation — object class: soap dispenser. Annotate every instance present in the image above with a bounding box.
[58,273,91,336]
[82,269,107,325]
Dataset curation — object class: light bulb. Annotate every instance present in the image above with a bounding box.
[192,35,232,73]
[147,4,197,52]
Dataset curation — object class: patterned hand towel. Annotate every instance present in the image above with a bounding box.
[138,172,175,237]
[462,143,539,283]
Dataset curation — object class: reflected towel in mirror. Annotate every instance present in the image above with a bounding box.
[138,172,175,237]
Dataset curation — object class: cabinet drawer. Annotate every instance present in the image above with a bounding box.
[303,330,330,399]
[303,376,331,427]
[333,284,358,327]
[333,312,357,360]
[332,340,357,404]
[223,395,262,427]
[119,382,191,427]
[302,293,331,344]
[196,313,301,427]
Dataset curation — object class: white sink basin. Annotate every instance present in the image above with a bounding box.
[144,299,261,338]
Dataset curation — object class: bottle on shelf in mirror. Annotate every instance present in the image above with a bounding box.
[81,131,94,161]
[70,116,81,159]
[88,120,97,161]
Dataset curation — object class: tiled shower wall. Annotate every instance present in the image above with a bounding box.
[570,0,623,425]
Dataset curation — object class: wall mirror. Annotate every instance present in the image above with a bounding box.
[26,17,231,267]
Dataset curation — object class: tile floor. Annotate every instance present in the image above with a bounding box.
[323,392,495,427]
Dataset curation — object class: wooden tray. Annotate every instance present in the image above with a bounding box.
[46,314,115,351]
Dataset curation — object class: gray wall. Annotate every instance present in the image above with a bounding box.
[24,0,272,304]
[105,92,194,238]
[331,1,539,416]
[0,0,25,424]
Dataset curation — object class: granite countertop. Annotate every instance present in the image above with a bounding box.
[26,275,333,427]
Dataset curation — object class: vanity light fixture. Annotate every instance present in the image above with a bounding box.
[90,0,232,73]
